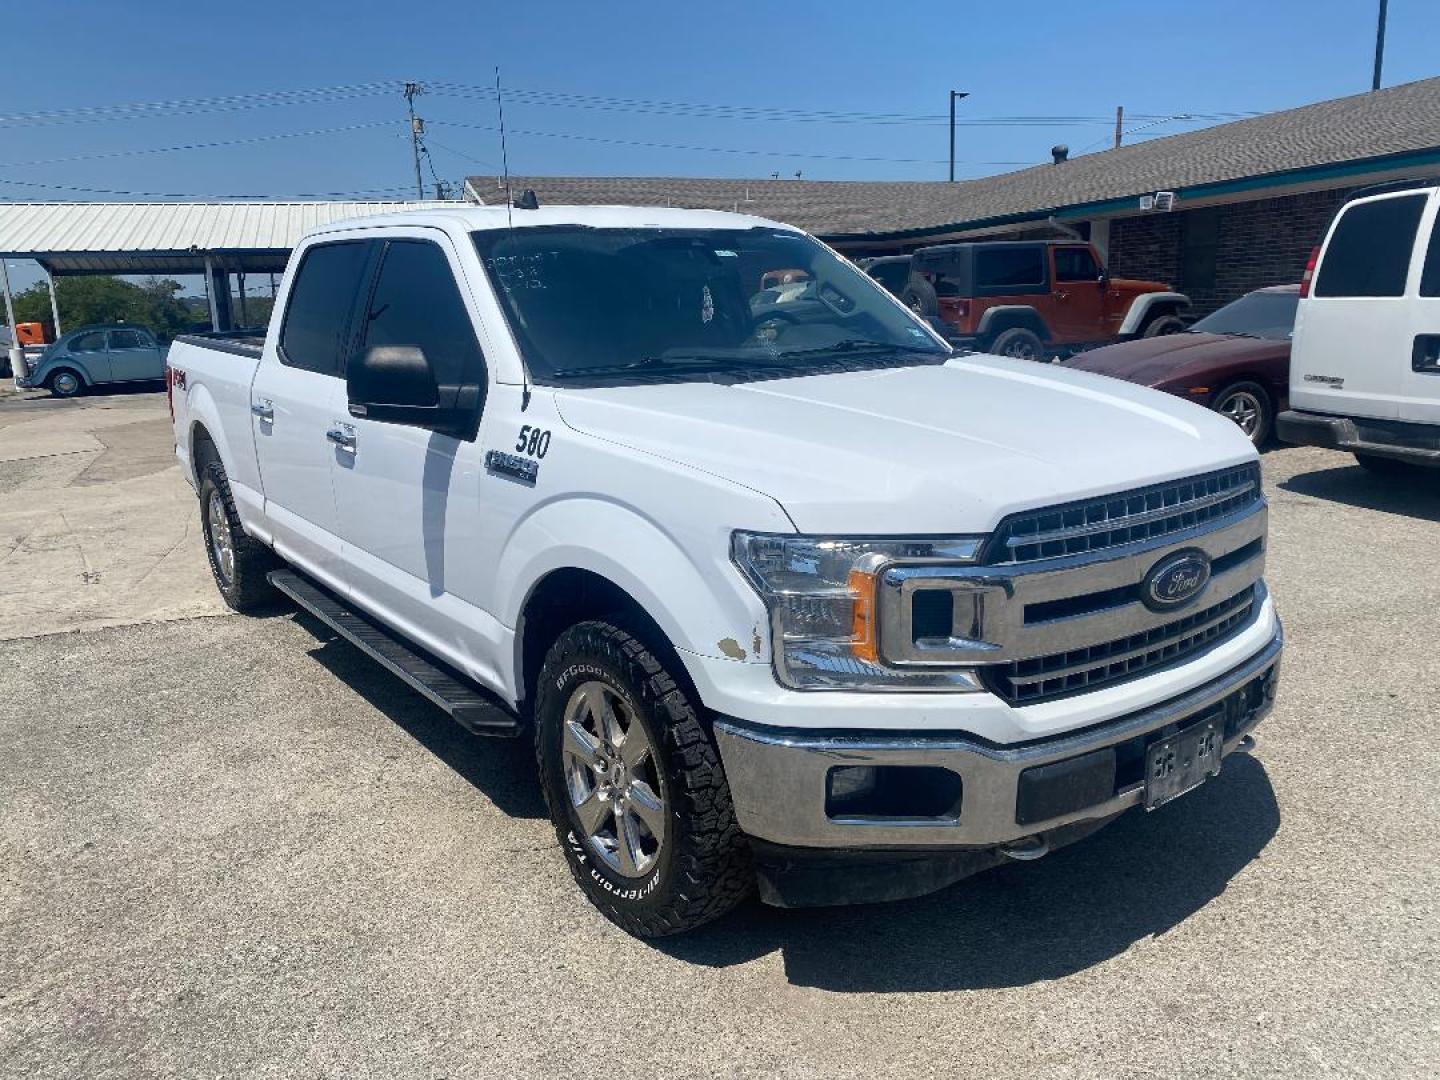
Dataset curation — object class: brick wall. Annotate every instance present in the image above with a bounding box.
[1109,187,1358,315]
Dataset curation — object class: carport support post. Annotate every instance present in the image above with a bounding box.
[0,258,26,382]
[46,271,61,337]
[203,255,220,332]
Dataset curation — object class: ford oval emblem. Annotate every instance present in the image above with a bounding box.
[1141,550,1211,611]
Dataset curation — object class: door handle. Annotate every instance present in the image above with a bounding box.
[1412,334,1440,374]
[251,400,274,421]
[1055,290,1069,301]
[326,425,357,452]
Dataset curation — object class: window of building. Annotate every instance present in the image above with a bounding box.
[1179,208,1220,294]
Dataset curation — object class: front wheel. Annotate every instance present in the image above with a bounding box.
[1212,381,1273,446]
[46,369,84,397]
[1143,314,1187,337]
[535,619,752,937]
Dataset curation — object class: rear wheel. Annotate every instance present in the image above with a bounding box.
[988,326,1047,362]
[1143,313,1187,337]
[535,619,752,937]
[1212,381,1273,445]
[46,369,84,398]
[198,460,278,612]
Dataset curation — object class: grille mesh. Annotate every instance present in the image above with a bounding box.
[990,464,1261,564]
[985,587,1257,705]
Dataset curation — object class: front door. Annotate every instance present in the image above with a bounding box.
[67,329,112,383]
[106,328,162,381]
[328,234,497,676]
[1049,246,1106,344]
[250,239,374,588]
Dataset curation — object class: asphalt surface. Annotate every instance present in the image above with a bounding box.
[2,392,1438,1078]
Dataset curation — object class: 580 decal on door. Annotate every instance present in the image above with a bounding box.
[515,426,551,458]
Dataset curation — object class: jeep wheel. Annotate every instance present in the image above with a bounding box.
[1143,314,1186,337]
[535,619,752,937]
[901,278,938,317]
[989,326,1046,361]
[1212,381,1273,445]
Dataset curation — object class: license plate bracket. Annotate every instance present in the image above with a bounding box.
[1144,720,1222,810]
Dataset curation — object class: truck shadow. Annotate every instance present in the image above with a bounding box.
[1279,462,1440,522]
[289,609,548,821]
[659,754,1278,992]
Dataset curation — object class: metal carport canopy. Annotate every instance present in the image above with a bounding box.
[0,200,452,275]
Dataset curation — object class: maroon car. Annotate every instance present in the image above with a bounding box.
[1066,285,1298,445]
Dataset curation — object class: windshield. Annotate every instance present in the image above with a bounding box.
[472,226,947,382]
[1188,291,1298,340]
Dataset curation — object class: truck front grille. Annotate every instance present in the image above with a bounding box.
[983,586,1258,705]
[989,463,1261,565]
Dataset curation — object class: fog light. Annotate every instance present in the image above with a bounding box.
[826,766,878,812]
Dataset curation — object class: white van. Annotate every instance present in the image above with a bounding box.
[1279,178,1440,472]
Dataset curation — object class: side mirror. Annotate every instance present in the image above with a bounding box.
[347,345,478,439]
[1097,267,1110,287]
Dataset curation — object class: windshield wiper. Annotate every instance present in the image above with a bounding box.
[776,338,950,359]
[549,353,775,379]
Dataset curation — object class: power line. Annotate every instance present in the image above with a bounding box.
[429,118,1032,167]
[0,120,402,170]
[0,177,427,200]
[0,81,399,129]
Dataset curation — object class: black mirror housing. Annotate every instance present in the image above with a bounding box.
[347,345,481,440]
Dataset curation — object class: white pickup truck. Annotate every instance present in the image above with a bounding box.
[169,203,1282,937]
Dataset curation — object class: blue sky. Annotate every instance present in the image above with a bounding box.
[3,0,1437,290]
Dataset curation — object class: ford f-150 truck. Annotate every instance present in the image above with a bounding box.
[169,203,1282,938]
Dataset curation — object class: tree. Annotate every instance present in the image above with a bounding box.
[12,275,205,342]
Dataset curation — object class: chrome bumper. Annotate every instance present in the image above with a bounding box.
[714,627,1281,850]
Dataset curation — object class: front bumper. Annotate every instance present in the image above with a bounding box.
[1277,409,1440,467]
[713,626,1280,855]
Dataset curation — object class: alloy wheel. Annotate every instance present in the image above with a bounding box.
[561,680,666,878]
[206,490,236,585]
[1217,390,1263,437]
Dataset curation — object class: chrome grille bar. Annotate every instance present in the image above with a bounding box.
[1006,479,1258,550]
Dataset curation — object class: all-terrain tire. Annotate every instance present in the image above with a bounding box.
[534,619,753,937]
[988,326,1047,361]
[901,278,939,317]
[1142,313,1187,337]
[198,459,279,613]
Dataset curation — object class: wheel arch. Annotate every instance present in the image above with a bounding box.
[975,305,1051,342]
[1119,291,1190,336]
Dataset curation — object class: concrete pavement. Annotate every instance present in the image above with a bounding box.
[0,394,1437,1077]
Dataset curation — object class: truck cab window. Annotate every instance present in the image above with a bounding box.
[361,239,486,388]
[279,241,371,376]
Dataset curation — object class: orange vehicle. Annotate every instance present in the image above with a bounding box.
[900,241,1189,361]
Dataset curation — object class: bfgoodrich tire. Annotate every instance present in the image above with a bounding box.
[535,619,752,937]
[988,326,1047,361]
[198,459,278,612]
[1142,313,1187,337]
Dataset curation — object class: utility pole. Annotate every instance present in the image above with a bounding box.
[404,81,425,199]
[1114,106,1124,149]
[948,90,970,182]
[1372,0,1388,90]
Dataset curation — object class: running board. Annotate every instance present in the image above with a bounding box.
[268,569,522,737]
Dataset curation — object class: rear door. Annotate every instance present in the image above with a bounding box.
[106,328,162,381]
[1398,191,1440,423]
[1291,190,1430,420]
[1049,245,1107,343]
[250,238,374,588]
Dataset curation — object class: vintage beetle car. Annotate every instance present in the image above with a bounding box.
[18,324,167,397]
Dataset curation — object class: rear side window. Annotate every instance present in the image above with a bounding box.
[1053,246,1100,281]
[70,331,106,352]
[868,261,909,292]
[360,239,485,388]
[109,329,146,350]
[976,247,1045,290]
[279,241,371,375]
[1314,195,1426,298]
[1420,209,1440,297]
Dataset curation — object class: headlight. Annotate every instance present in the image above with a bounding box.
[731,531,986,691]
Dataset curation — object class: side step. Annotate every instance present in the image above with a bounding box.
[268,569,522,737]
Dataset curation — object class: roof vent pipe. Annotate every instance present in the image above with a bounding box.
[1051,145,1069,164]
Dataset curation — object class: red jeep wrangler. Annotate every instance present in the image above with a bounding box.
[898,241,1188,360]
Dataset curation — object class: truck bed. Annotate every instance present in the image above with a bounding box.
[173,329,266,358]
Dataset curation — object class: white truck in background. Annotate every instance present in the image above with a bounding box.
[1280,178,1440,473]
[168,202,1282,937]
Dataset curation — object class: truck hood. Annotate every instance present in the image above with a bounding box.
[552,354,1257,534]
[1067,332,1289,386]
